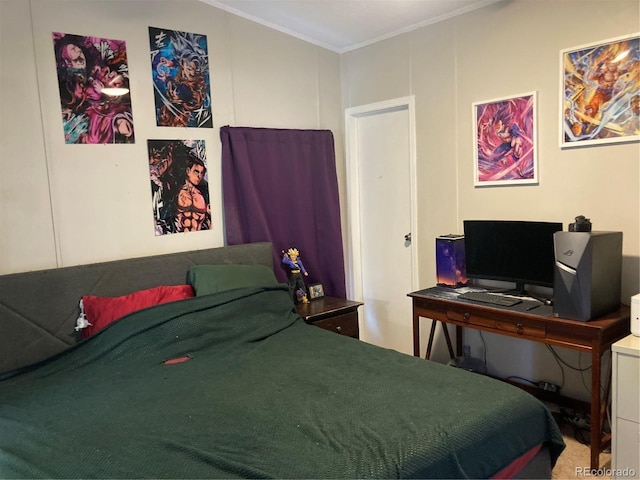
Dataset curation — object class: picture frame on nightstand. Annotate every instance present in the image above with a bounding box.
[309,283,325,299]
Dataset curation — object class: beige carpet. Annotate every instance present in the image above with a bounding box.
[552,423,611,480]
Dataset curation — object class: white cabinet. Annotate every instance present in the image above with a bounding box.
[612,335,640,479]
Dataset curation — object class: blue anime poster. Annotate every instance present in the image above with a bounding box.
[148,139,211,236]
[149,27,213,128]
[52,32,135,144]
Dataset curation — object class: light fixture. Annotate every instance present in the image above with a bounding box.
[101,87,130,97]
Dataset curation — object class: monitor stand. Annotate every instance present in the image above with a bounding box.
[493,281,528,296]
[498,282,553,306]
[510,281,528,296]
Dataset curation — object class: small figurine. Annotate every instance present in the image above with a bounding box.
[282,247,309,303]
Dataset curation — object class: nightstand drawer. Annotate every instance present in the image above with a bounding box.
[312,312,359,338]
[617,352,640,423]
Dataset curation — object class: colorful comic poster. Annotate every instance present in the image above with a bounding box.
[560,33,639,147]
[149,27,213,128]
[148,139,211,235]
[52,32,135,144]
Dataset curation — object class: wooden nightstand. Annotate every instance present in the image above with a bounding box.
[296,296,363,339]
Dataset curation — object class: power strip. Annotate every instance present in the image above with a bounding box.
[538,381,560,393]
[571,416,590,429]
[560,408,591,430]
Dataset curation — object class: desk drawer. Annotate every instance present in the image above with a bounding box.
[312,312,359,338]
[446,308,545,337]
[546,322,593,345]
[495,317,545,338]
[446,309,496,329]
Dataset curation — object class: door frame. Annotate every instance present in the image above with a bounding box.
[344,96,418,302]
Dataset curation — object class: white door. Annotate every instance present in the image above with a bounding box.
[345,97,417,355]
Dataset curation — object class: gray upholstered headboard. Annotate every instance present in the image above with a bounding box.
[0,242,274,375]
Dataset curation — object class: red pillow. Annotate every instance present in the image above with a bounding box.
[81,285,194,338]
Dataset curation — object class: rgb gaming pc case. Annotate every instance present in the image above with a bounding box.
[436,235,467,287]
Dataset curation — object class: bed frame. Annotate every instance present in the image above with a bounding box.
[0,242,273,375]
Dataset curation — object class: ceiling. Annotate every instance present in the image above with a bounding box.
[199,0,503,53]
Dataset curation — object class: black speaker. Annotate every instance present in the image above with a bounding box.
[553,231,622,321]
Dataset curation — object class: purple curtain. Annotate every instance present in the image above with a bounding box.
[221,126,346,299]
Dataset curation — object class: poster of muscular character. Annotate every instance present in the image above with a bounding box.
[148,139,211,236]
[561,33,639,147]
[148,26,213,128]
[52,32,135,144]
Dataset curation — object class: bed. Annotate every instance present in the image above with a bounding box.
[0,242,565,479]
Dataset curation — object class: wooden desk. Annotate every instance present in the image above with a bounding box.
[408,287,631,471]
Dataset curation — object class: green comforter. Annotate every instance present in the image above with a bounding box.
[0,285,564,478]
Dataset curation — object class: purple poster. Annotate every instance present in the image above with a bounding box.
[473,92,537,187]
[149,26,213,128]
[52,32,135,144]
[148,139,211,236]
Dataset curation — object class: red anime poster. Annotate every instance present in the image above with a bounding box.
[473,92,537,187]
[52,32,135,144]
[148,139,211,236]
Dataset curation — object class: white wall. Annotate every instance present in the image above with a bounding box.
[342,0,640,401]
[0,0,342,273]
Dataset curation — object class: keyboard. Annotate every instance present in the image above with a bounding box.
[457,291,522,307]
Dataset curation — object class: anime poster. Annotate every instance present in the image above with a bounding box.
[148,26,213,128]
[52,32,135,144]
[148,139,211,235]
[473,92,537,187]
[560,33,639,147]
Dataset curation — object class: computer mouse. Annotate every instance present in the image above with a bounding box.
[544,299,553,306]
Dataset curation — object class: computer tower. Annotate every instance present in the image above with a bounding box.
[553,231,622,321]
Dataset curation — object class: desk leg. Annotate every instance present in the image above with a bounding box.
[590,345,602,471]
[425,320,437,360]
[441,322,455,360]
[412,308,420,357]
[424,321,455,360]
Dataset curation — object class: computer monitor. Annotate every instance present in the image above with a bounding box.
[463,220,563,294]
